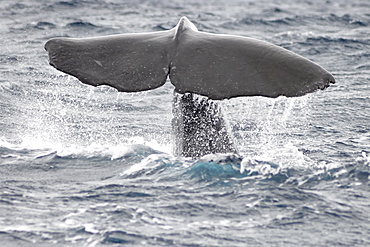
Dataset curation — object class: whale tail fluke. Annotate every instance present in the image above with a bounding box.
[45,16,335,100]
[45,31,173,92]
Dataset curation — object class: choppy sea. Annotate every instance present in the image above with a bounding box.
[1,0,369,246]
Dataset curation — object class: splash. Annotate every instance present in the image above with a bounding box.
[222,95,313,168]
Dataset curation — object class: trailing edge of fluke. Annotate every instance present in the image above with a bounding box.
[45,16,335,100]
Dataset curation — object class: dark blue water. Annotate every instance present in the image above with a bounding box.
[1,0,369,246]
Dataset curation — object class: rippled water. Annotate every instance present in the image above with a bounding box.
[0,0,369,246]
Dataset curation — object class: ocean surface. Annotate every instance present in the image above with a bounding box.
[0,0,369,246]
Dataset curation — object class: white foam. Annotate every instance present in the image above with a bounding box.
[0,135,169,161]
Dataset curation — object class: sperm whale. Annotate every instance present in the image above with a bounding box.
[45,16,335,157]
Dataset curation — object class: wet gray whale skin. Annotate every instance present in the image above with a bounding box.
[172,92,237,157]
[45,16,335,157]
